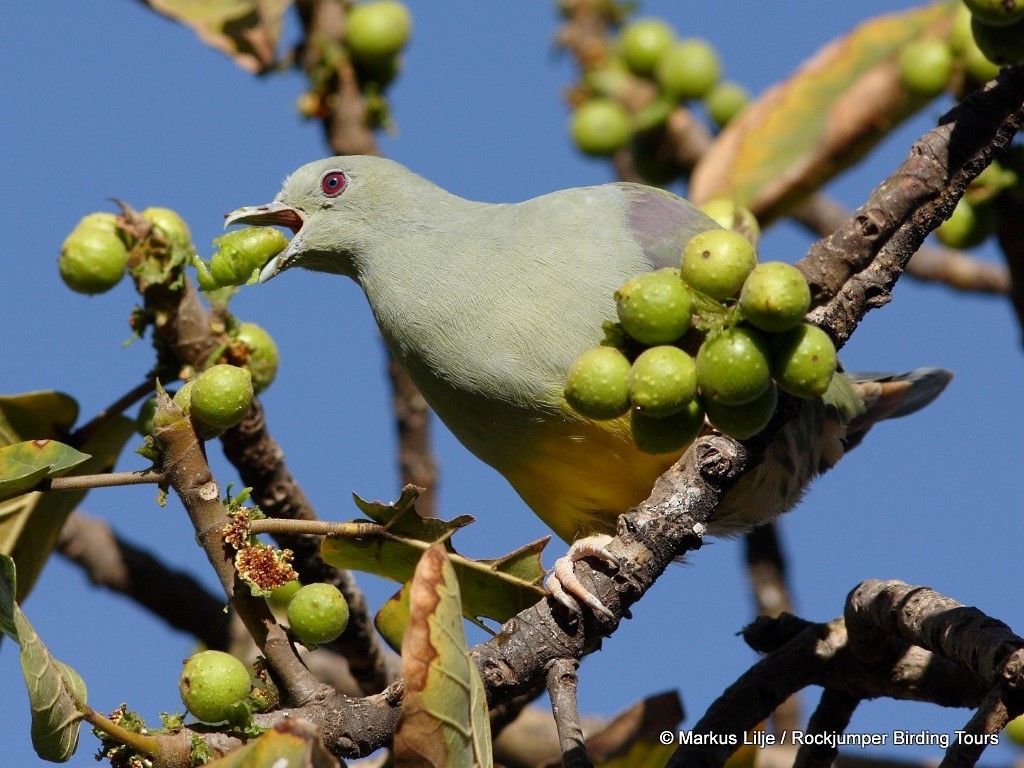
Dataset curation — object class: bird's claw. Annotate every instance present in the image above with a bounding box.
[544,535,618,619]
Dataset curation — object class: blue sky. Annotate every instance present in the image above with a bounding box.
[3,2,1023,765]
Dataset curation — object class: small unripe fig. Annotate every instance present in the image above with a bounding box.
[963,0,1024,27]
[656,38,721,100]
[268,579,302,610]
[739,262,811,333]
[681,229,757,300]
[190,365,254,431]
[210,227,289,287]
[935,198,994,249]
[630,398,704,455]
[287,583,350,644]
[77,212,120,237]
[628,346,697,417]
[698,199,760,249]
[59,226,128,295]
[1005,713,1024,746]
[619,18,675,76]
[696,327,772,405]
[898,39,954,96]
[234,322,280,393]
[970,15,1024,66]
[770,324,837,399]
[571,99,632,157]
[179,650,250,723]
[171,382,194,416]
[136,396,158,436]
[345,1,412,65]
[704,381,777,440]
[705,81,750,126]
[615,269,692,345]
[565,346,632,420]
[141,207,191,248]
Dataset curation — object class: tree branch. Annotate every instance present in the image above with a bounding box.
[547,658,591,768]
[797,68,1024,349]
[793,194,1010,295]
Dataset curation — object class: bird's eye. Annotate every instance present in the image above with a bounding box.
[321,171,348,197]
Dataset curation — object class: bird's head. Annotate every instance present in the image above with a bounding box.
[224,155,428,282]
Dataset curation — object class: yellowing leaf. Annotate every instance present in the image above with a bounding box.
[139,0,294,73]
[690,1,955,223]
[321,489,547,629]
[0,440,91,502]
[394,544,492,768]
[1,554,88,763]
[200,717,341,767]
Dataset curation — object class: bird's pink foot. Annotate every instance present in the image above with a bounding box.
[544,534,618,618]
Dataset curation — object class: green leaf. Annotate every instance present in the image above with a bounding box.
[0,392,78,447]
[690,1,955,223]
[322,488,547,630]
[394,544,492,768]
[0,551,17,639]
[0,416,137,600]
[0,440,91,502]
[1,554,87,762]
[139,0,294,73]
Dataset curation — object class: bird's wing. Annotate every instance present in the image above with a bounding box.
[617,184,722,271]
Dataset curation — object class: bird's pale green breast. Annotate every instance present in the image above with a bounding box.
[358,187,665,457]
[354,185,710,540]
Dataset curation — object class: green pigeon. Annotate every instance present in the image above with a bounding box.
[226,155,950,614]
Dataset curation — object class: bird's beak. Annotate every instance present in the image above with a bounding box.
[223,201,306,283]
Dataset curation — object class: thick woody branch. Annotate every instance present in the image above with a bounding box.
[845,579,1024,687]
[794,194,1010,295]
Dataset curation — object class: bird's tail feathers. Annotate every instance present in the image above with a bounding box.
[843,367,953,449]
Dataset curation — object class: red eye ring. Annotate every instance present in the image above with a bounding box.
[321,171,348,197]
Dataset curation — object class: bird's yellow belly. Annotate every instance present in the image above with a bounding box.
[502,412,679,544]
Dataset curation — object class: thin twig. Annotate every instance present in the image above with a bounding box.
[84,705,160,759]
[42,470,165,492]
[247,518,385,538]
[938,687,1009,768]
